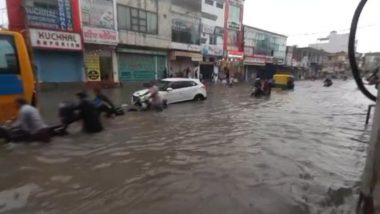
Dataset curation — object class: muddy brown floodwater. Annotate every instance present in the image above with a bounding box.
[0,81,374,214]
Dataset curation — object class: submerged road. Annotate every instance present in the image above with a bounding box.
[0,81,373,213]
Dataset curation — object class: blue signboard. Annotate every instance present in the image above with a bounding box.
[25,0,73,31]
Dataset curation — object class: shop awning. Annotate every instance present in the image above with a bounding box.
[170,51,203,62]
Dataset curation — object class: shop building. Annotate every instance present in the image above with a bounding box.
[243,25,287,81]
[116,0,171,82]
[6,0,84,83]
[81,0,119,86]
[222,0,244,80]
[200,0,225,81]
[169,0,203,78]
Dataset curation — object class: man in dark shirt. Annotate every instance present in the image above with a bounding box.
[76,92,103,133]
[93,88,117,117]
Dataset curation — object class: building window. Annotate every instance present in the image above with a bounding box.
[228,30,238,47]
[0,35,19,74]
[117,5,158,34]
[205,0,214,6]
[172,13,201,45]
[229,5,240,24]
[209,35,217,45]
[216,2,224,9]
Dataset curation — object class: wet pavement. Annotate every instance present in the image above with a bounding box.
[0,81,374,214]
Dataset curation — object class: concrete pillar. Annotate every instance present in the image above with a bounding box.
[112,51,119,83]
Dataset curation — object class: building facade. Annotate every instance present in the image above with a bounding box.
[224,0,244,59]
[200,0,225,80]
[309,31,351,54]
[243,25,287,81]
[81,0,119,85]
[169,0,203,78]
[363,52,380,71]
[7,0,84,83]
[292,47,328,78]
[6,0,247,84]
[116,0,171,82]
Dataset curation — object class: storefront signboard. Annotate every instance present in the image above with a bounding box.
[85,53,101,81]
[228,50,244,59]
[171,42,202,52]
[81,0,115,29]
[202,45,223,56]
[244,56,266,66]
[29,29,82,50]
[83,27,118,45]
[25,0,73,31]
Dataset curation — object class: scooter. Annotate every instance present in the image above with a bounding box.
[132,92,168,111]
[324,79,333,87]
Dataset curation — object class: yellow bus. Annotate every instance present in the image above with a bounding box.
[0,30,35,123]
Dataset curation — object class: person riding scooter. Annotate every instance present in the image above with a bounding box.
[324,78,333,87]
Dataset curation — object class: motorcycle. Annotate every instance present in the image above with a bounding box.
[132,91,168,111]
[324,78,333,87]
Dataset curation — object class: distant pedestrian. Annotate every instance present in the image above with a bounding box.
[186,67,191,78]
[225,67,232,87]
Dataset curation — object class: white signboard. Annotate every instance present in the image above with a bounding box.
[171,42,202,52]
[29,29,82,51]
[83,27,118,45]
[202,45,223,56]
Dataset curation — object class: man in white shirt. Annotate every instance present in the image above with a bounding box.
[15,98,47,134]
[0,98,49,143]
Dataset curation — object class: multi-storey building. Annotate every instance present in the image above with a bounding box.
[199,0,225,80]
[116,0,171,82]
[243,25,287,81]
[169,0,203,78]
[81,0,119,85]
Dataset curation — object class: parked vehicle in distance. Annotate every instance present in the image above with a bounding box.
[273,74,295,90]
[132,78,207,105]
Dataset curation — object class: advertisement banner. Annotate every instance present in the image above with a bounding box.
[25,0,73,31]
[81,0,115,29]
[202,45,223,56]
[83,26,118,45]
[29,29,82,51]
[85,53,101,81]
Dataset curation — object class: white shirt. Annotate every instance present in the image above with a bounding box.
[17,105,47,134]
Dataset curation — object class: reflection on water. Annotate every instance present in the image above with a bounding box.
[0,81,373,213]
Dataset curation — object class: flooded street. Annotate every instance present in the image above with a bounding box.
[0,81,373,213]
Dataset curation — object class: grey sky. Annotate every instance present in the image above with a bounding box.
[1,0,379,52]
[244,0,380,53]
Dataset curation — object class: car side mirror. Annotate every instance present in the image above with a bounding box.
[167,88,173,92]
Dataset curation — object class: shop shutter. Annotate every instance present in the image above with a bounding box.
[119,53,155,81]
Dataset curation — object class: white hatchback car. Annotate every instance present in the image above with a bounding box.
[132,78,207,105]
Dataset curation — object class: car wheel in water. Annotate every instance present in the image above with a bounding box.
[194,94,205,101]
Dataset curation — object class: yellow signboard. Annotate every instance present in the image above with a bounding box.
[85,53,101,81]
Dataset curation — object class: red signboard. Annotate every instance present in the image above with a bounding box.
[228,50,244,58]
[6,0,81,33]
